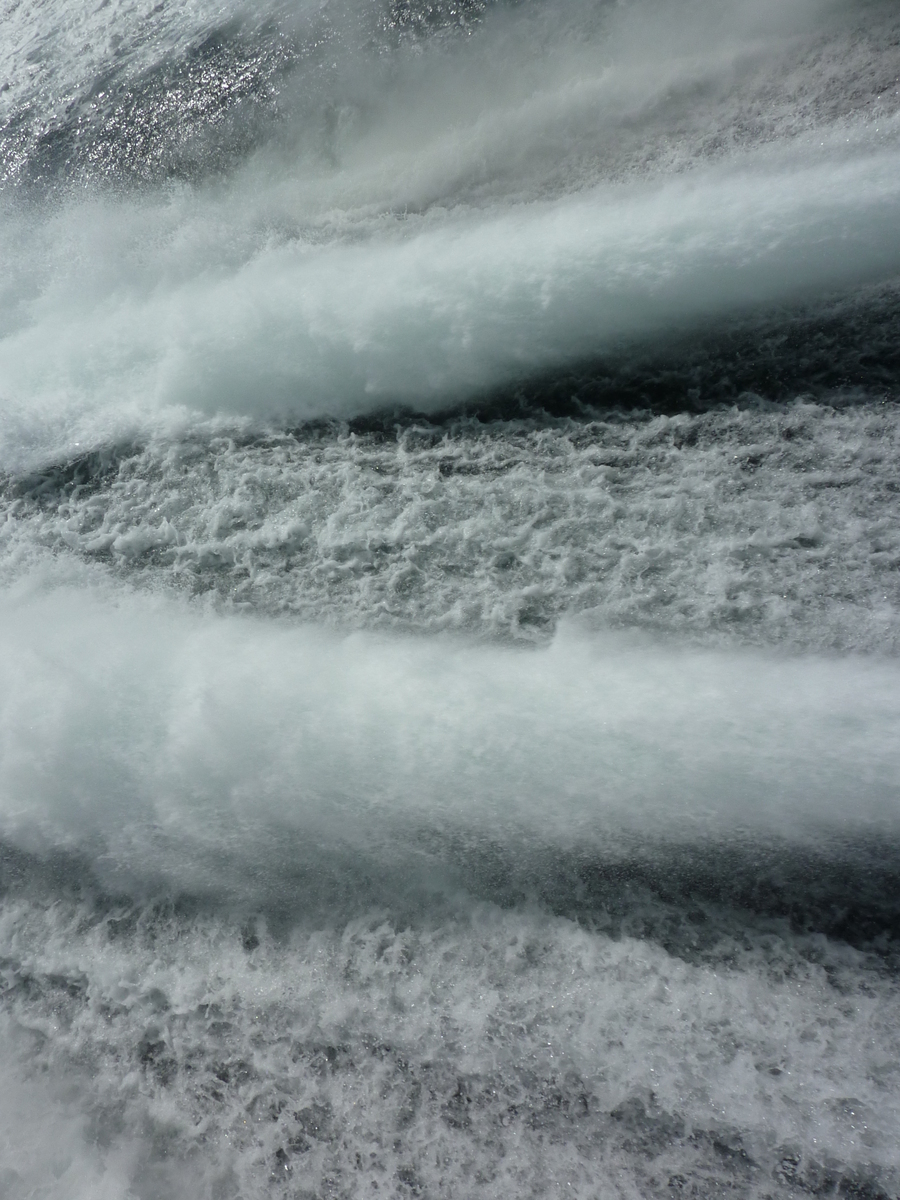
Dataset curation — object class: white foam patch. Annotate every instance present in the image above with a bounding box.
[2,132,900,470]
[0,581,897,893]
[2,2,899,1193]
[2,0,899,469]
[4,400,898,652]
[0,896,898,1199]
[0,1048,138,1200]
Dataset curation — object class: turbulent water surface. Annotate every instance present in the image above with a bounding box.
[2,0,900,1196]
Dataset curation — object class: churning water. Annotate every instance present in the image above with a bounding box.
[1,0,900,1196]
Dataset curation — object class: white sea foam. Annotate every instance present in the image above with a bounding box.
[2,1,899,1193]
[0,894,898,1200]
[2,131,899,470]
[0,1055,138,1200]
[0,581,897,897]
[4,400,898,651]
[1,0,899,468]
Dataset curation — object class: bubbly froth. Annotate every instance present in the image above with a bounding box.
[1,0,899,1196]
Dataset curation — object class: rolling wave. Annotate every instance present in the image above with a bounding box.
[1,0,899,466]
[1,0,899,1196]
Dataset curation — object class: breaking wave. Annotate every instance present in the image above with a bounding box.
[1,0,899,1196]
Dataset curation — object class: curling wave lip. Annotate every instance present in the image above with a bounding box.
[2,131,900,471]
[1,586,898,900]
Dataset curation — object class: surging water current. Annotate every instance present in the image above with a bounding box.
[1,0,900,1196]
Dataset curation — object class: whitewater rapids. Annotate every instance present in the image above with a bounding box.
[1,0,900,1196]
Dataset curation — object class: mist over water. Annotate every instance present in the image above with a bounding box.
[1,0,900,1196]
